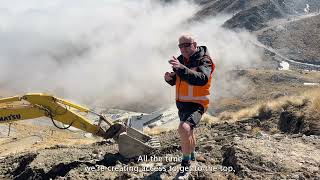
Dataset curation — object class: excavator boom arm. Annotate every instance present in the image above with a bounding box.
[0,93,160,158]
[0,93,105,137]
[0,104,44,122]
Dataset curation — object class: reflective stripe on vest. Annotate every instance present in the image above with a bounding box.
[175,55,214,109]
[176,76,212,109]
[178,85,210,101]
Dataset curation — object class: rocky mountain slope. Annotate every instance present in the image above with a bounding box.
[1,0,320,179]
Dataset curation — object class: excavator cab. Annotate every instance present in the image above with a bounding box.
[0,93,160,158]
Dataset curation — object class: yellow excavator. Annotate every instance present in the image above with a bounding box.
[0,93,160,158]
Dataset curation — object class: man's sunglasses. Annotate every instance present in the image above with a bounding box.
[178,42,193,48]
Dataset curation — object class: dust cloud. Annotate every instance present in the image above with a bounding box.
[0,0,262,111]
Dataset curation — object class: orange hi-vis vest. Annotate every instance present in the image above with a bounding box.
[175,56,215,110]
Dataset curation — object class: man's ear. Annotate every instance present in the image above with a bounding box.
[193,42,197,48]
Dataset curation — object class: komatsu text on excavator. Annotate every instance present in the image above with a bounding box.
[0,93,160,158]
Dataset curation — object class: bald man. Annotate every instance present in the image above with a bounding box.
[165,34,215,179]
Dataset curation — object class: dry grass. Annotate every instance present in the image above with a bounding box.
[251,127,262,135]
[306,88,320,118]
[302,88,320,135]
[217,88,320,122]
[143,121,179,135]
[270,127,279,134]
[311,96,320,115]
[218,103,262,121]
[144,126,172,135]
[218,112,234,121]
[265,95,307,111]
[202,114,219,124]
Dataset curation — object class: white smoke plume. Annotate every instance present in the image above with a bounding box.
[0,0,262,112]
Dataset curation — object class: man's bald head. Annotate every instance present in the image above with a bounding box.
[178,33,195,44]
[178,33,197,59]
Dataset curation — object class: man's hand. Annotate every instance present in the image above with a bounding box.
[168,56,182,70]
[164,72,175,81]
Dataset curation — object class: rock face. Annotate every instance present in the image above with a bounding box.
[195,0,320,27]
[223,2,284,31]
[191,0,320,69]
[257,13,320,65]
[195,0,278,18]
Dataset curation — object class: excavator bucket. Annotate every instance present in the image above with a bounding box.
[117,127,161,158]
[100,115,161,158]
